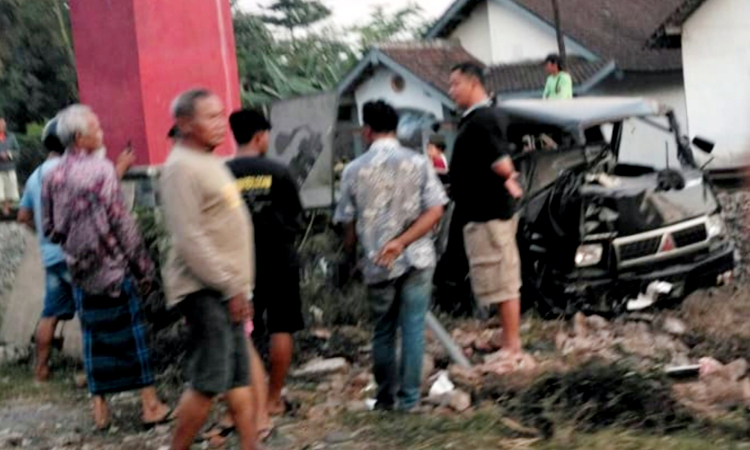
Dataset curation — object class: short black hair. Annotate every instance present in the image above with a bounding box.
[229,109,271,145]
[545,54,564,69]
[362,100,399,133]
[451,62,486,86]
[428,134,446,152]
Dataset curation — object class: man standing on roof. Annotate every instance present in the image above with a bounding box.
[543,54,573,100]
[448,62,526,363]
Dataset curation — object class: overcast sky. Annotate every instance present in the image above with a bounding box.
[238,0,456,29]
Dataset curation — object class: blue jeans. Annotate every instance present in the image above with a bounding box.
[367,267,434,411]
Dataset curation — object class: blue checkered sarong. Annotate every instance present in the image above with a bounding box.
[74,279,154,395]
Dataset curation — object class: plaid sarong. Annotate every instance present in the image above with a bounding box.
[74,279,154,395]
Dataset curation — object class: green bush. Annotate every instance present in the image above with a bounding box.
[15,127,46,189]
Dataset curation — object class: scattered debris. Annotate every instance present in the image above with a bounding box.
[448,389,472,413]
[292,358,350,378]
[428,372,455,398]
[663,317,688,336]
[627,281,673,312]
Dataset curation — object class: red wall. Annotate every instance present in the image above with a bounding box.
[69,0,241,165]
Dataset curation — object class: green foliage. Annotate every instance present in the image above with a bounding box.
[352,4,425,49]
[235,3,429,107]
[15,124,47,188]
[260,0,331,38]
[0,0,77,132]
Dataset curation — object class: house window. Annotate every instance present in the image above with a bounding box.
[391,74,406,93]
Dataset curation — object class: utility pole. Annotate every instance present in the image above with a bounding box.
[551,0,567,66]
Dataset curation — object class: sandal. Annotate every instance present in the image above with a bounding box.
[142,407,176,430]
[196,422,236,444]
[258,425,275,442]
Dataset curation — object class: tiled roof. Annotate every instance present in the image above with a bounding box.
[376,41,482,94]
[486,57,611,94]
[378,42,612,96]
[428,0,686,72]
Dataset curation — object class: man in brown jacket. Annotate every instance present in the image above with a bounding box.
[160,89,259,450]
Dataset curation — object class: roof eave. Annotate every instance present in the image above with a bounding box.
[335,48,457,110]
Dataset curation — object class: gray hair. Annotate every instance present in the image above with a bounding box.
[170,88,213,119]
[57,104,94,148]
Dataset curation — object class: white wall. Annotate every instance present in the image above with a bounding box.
[353,67,446,122]
[682,0,750,169]
[451,0,595,65]
[591,72,689,169]
[452,1,493,64]
[487,0,588,64]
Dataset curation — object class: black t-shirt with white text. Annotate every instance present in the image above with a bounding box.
[449,106,516,223]
[227,156,304,267]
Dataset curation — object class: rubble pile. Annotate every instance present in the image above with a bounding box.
[555,313,692,369]
[672,357,750,418]
[717,191,749,280]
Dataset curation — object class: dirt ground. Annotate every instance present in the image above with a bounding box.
[3,285,750,449]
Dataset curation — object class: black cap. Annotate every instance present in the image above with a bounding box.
[42,117,65,154]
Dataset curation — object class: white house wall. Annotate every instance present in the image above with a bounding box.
[450,0,595,65]
[591,72,689,169]
[452,1,493,64]
[682,0,750,168]
[353,67,445,122]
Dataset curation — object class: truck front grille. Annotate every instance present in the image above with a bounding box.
[619,236,662,262]
[673,224,708,248]
[614,217,712,268]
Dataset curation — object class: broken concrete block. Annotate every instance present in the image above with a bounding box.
[292,358,350,378]
[663,317,688,336]
[448,389,471,412]
[585,315,609,331]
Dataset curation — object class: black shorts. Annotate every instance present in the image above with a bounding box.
[178,290,250,397]
[252,263,305,337]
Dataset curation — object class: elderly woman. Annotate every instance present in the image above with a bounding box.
[41,104,172,430]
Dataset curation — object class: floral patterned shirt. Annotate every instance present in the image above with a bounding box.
[42,150,153,296]
[334,137,448,285]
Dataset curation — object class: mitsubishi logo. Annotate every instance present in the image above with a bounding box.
[660,234,676,253]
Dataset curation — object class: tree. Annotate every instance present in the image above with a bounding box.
[0,0,78,131]
[260,0,331,42]
[353,4,425,50]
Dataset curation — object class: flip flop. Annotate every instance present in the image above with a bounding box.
[142,407,176,430]
[195,422,236,444]
[258,425,275,442]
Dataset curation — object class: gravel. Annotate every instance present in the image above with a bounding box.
[0,223,27,298]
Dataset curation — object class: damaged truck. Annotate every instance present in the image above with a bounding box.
[499,97,735,317]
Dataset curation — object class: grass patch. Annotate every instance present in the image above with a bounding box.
[343,409,516,449]
[0,362,82,404]
[342,410,748,450]
[537,427,749,450]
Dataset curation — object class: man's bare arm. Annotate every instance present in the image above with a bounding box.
[492,156,523,199]
[17,208,34,231]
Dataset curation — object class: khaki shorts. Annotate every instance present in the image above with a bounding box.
[463,217,522,307]
[0,170,19,202]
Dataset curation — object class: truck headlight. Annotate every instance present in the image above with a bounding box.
[575,244,603,268]
[706,214,726,239]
